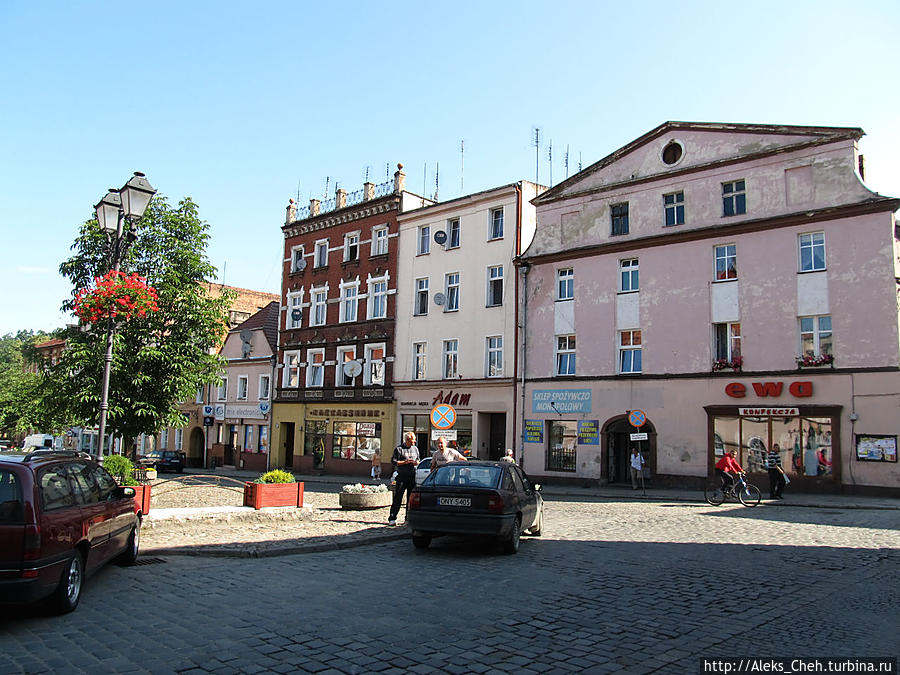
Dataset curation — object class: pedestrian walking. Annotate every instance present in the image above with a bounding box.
[766,442,787,500]
[500,448,516,463]
[388,432,419,526]
[630,447,645,490]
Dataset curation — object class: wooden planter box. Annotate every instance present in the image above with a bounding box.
[131,484,152,515]
[339,491,392,510]
[243,481,304,510]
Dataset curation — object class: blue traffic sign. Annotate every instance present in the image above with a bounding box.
[431,404,457,430]
[628,409,646,428]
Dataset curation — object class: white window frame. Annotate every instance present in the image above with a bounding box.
[714,244,737,281]
[174,428,183,452]
[371,225,389,256]
[339,280,359,323]
[364,343,386,386]
[368,276,388,319]
[555,335,576,376]
[619,258,639,293]
[445,272,460,312]
[486,265,503,307]
[311,287,328,326]
[557,268,573,301]
[447,218,460,248]
[664,191,685,226]
[284,352,300,388]
[258,374,270,400]
[413,342,427,380]
[418,225,431,255]
[344,232,360,262]
[237,375,248,400]
[486,336,503,378]
[489,207,504,240]
[799,315,832,357]
[714,322,742,361]
[443,339,459,379]
[306,348,325,387]
[160,428,169,449]
[722,180,746,217]
[336,346,357,387]
[314,239,329,268]
[290,245,305,273]
[217,377,227,401]
[799,232,826,272]
[619,330,642,374]
[287,290,303,329]
[414,277,429,316]
[195,387,204,404]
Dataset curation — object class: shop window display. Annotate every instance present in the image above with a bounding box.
[332,422,381,461]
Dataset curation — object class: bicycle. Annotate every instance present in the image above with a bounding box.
[704,473,761,507]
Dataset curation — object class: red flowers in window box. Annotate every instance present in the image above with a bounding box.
[712,356,743,372]
[74,270,159,324]
[796,354,834,368]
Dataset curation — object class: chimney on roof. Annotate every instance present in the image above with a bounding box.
[310,198,320,216]
[336,187,347,209]
[286,199,296,225]
[363,181,374,201]
[393,163,405,194]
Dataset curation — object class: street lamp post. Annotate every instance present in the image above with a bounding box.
[92,172,156,461]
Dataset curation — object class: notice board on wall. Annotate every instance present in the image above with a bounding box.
[855,434,898,462]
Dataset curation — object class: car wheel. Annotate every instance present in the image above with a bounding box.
[528,508,543,537]
[51,551,84,614]
[116,520,141,566]
[412,533,431,550]
[502,516,522,554]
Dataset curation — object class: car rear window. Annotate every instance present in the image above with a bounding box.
[0,470,24,524]
[429,465,501,488]
[39,465,76,511]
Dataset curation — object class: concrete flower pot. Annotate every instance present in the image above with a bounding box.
[339,491,392,510]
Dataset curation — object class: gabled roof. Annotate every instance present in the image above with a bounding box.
[534,121,865,205]
[230,301,279,354]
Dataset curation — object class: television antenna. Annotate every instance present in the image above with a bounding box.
[460,140,465,194]
[531,126,542,185]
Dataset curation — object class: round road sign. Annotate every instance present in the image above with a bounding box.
[628,409,647,428]
[430,404,457,430]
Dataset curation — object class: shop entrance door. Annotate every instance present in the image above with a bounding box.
[487,413,506,460]
[607,425,632,484]
[283,422,295,468]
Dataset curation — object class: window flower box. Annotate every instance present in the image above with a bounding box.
[712,356,742,372]
[797,354,834,368]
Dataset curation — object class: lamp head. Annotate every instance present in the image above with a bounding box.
[119,172,156,220]
[94,189,121,233]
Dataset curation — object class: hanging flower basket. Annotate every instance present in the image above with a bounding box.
[712,356,742,372]
[74,270,159,324]
[797,354,834,368]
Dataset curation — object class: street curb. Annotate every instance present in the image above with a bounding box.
[546,491,900,511]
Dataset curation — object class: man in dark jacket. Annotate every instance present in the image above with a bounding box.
[388,432,420,525]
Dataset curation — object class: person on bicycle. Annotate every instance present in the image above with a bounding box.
[715,449,744,493]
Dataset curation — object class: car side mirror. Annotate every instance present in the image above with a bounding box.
[118,486,136,498]
[534,484,542,492]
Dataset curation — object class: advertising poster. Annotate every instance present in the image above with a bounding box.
[524,420,543,443]
[856,435,898,462]
[578,420,600,445]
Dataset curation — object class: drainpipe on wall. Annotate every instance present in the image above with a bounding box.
[267,354,277,472]
[519,260,531,470]
[511,183,523,465]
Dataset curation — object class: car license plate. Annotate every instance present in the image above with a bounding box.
[438,497,471,507]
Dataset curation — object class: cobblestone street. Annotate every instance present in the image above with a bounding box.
[2,495,898,674]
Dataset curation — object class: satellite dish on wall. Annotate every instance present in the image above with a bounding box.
[433,230,447,245]
[343,361,363,378]
[294,258,307,271]
[239,329,253,341]
[291,309,302,321]
[433,292,446,306]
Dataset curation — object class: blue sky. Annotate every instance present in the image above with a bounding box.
[2,0,898,336]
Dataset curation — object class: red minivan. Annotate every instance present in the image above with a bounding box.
[0,450,142,614]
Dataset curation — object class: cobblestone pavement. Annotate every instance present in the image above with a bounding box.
[1,496,898,675]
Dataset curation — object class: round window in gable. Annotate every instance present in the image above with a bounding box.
[662,141,683,166]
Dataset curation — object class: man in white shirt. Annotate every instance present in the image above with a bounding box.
[431,437,467,471]
[629,447,645,490]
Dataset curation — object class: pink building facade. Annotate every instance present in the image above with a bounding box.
[518,122,900,495]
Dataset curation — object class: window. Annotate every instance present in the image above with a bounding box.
[445,272,460,312]
[195,387,204,404]
[486,336,503,377]
[340,281,359,323]
[243,425,252,452]
[311,288,327,326]
[619,330,642,374]
[664,192,684,226]
[237,375,248,400]
[486,266,503,307]
[447,218,460,248]
[799,232,826,272]
[418,225,431,255]
[413,342,427,380]
[291,246,305,273]
[175,428,183,452]
[556,335,576,376]
[548,420,577,472]
[443,340,458,379]
[284,352,299,387]
[160,428,169,449]
[714,244,737,281]
[714,322,742,361]
[364,343,385,386]
[337,346,357,387]
[344,233,359,262]
[611,202,629,235]
[0,471,22,524]
[371,226,389,256]
[306,348,324,387]
[661,141,683,166]
[314,239,329,268]
[415,278,429,316]
[557,268,573,301]
[620,259,639,292]
[332,421,382,461]
[368,277,388,319]
[258,375,270,400]
[217,378,227,401]
[489,208,504,240]
[258,425,268,453]
[722,180,746,216]
[800,316,832,358]
[39,465,75,511]
[287,291,303,329]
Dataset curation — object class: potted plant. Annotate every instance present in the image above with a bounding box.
[104,454,151,515]
[712,355,743,372]
[339,483,392,510]
[797,354,834,368]
[243,469,304,509]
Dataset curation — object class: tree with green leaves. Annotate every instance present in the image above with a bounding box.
[49,195,233,448]
[0,330,69,438]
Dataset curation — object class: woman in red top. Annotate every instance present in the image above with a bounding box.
[715,450,744,493]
